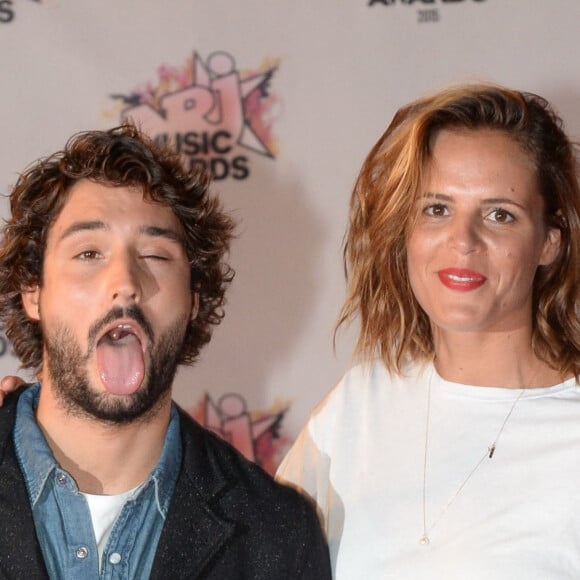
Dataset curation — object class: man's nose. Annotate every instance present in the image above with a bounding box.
[108,253,143,304]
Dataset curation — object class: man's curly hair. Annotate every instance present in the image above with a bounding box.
[0,124,235,371]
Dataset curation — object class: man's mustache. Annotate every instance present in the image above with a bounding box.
[87,306,154,351]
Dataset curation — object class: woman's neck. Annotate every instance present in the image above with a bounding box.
[431,328,565,388]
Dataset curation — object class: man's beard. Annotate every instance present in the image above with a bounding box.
[43,306,187,425]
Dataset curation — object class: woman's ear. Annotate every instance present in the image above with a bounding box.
[21,286,40,321]
[539,226,561,267]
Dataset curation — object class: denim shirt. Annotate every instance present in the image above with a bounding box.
[13,384,182,579]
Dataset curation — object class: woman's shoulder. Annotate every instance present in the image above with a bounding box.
[309,359,430,424]
[333,358,428,393]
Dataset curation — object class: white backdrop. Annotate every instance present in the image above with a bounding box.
[2,0,579,473]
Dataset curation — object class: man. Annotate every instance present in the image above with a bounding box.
[0,125,330,579]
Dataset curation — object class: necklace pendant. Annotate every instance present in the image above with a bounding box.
[419,534,430,545]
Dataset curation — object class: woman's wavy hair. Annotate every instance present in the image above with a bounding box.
[0,124,235,371]
[338,83,580,378]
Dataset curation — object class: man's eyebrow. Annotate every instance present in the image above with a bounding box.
[59,221,109,242]
[58,222,184,244]
[139,225,184,243]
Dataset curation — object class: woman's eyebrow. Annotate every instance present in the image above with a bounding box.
[420,192,454,202]
[481,197,525,209]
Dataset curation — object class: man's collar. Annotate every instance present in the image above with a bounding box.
[13,384,55,506]
[150,404,182,518]
[13,383,182,516]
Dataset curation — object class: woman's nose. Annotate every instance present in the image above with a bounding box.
[447,218,484,254]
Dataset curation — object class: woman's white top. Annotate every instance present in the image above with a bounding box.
[277,362,580,579]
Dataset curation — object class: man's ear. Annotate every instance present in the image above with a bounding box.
[21,286,41,321]
[190,292,200,321]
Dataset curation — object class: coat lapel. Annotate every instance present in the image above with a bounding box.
[149,478,235,579]
[0,391,49,579]
[150,409,237,580]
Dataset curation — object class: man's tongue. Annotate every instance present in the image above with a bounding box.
[96,330,145,395]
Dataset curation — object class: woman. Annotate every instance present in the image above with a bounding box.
[277,84,580,578]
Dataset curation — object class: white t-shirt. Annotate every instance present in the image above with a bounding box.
[83,483,144,569]
[277,362,580,579]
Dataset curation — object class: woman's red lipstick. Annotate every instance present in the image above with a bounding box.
[437,268,486,291]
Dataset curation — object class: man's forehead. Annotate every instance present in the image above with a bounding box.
[49,180,182,238]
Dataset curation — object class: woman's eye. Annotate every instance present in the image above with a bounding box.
[423,203,448,217]
[487,208,515,223]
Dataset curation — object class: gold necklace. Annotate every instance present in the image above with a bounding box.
[419,368,526,545]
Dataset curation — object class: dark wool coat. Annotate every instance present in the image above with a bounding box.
[0,389,331,579]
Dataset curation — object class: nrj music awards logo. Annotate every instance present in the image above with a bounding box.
[0,326,14,359]
[109,51,280,181]
[0,0,41,24]
[367,0,487,23]
[368,0,486,4]
[189,393,290,475]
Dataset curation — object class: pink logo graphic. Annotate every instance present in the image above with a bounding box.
[110,51,280,181]
[189,393,290,476]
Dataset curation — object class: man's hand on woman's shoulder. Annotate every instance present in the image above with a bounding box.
[0,376,26,405]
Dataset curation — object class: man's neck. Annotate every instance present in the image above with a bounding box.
[35,384,172,495]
